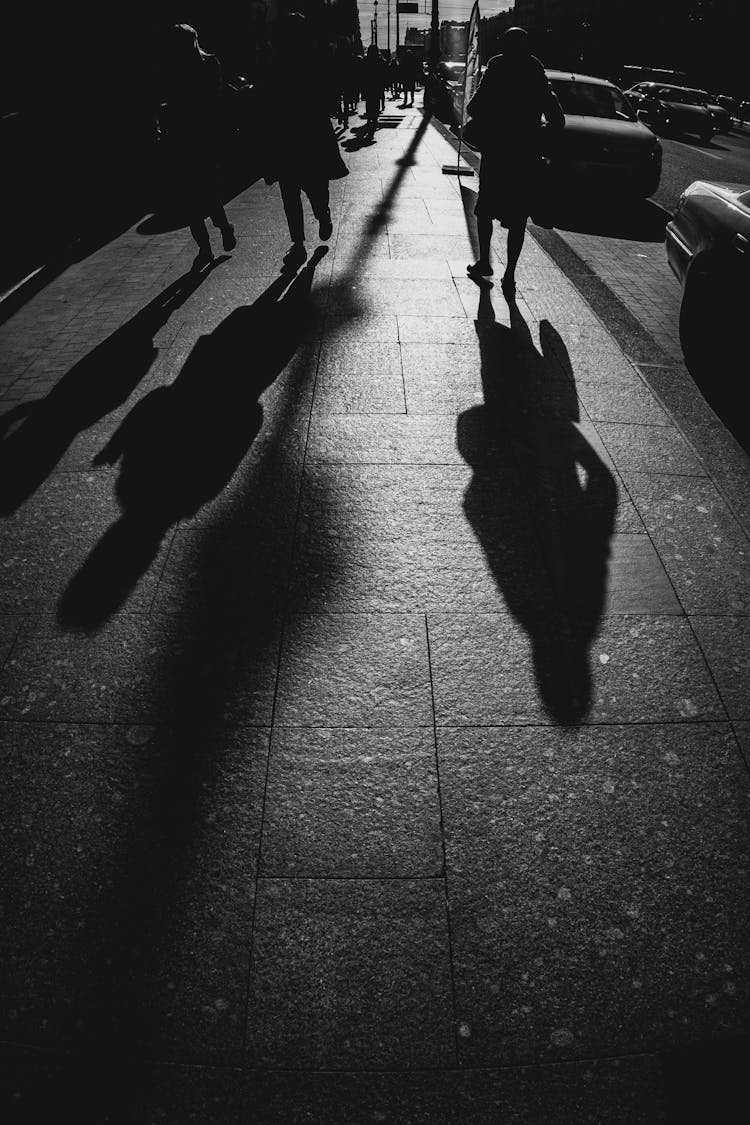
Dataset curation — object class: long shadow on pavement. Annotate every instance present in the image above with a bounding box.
[458,287,617,724]
[57,249,329,630]
[0,262,225,515]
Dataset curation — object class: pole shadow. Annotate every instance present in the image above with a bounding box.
[457,288,617,724]
[57,248,329,630]
[0,262,225,515]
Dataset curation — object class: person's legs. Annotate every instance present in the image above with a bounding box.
[503,219,526,294]
[279,179,308,267]
[467,213,493,278]
[306,180,332,240]
[279,180,305,244]
[189,217,214,269]
[209,204,236,251]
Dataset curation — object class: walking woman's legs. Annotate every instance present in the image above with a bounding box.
[505,220,526,281]
[467,214,493,279]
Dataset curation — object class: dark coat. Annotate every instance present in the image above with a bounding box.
[467,52,564,225]
[262,52,349,184]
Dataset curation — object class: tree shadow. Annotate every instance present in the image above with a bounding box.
[57,247,329,629]
[457,288,617,724]
[0,262,225,515]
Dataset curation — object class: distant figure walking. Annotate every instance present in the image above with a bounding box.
[160,23,237,271]
[465,27,564,299]
[262,13,348,270]
[333,36,356,129]
[363,44,386,140]
[399,48,418,107]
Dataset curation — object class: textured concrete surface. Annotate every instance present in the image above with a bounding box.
[1,105,749,1123]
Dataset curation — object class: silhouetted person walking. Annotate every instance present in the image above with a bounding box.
[262,13,348,270]
[333,36,357,129]
[465,26,563,298]
[399,48,418,107]
[363,44,386,140]
[159,23,237,271]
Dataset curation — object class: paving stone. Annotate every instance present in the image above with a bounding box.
[151,524,294,615]
[690,616,750,720]
[0,613,280,725]
[0,722,267,1061]
[333,257,451,279]
[275,612,432,726]
[246,878,455,1067]
[595,423,705,476]
[624,475,750,614]
[260,727,442,876]
[440,723,750,1065]
[429,613,724,726]
[0,1046,245,1123]
[321,312,399,344]
[242,1057,665,1124]
[0,470,172,616]
[576,381,670,425]
[0,615,22,670]
[401,343,484,413]
[306,414,462,464]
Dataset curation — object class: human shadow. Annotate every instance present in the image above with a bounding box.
[57,247,328,629]
[0,262,224,515]
[457,288,617,724]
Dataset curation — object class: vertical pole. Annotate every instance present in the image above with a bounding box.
[396,1,400,50]
[430,0,439,73]
[388,0,391,54]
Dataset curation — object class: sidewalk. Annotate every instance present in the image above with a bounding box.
[1,109,749,1124]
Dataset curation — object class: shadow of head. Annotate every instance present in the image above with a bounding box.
[57,250,328,631]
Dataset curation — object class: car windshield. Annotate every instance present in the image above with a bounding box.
[658,87,708,106]
[550,79,636,121]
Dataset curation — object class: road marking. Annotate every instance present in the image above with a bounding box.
[669,139,724,160]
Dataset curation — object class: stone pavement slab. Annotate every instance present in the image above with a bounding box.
[2,105,749,1123]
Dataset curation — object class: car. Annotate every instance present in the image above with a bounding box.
[695,90,733,133]
[543,70,662,198]
[713,94,740,124]
[625,82,716,143]
[665,180,749,405]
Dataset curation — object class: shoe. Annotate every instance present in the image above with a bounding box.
[467,261,493,281]
[318,213,333,241]
[192,247,214,271]
[282,242,307,270]
[221,224,237,252]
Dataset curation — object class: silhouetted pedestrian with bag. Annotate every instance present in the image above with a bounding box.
[159,23,237,271]
[261,13,348,270]
[465,27,564,299]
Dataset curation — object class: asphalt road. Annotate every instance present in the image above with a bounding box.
[654,124,750,212]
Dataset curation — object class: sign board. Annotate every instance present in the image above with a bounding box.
[397,3,419,12]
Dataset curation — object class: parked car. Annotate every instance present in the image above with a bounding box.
[713,94,740,124]
[544,70,662,198]
[695,90,733,133]
[665,180,749,396]
[624,82,716,143]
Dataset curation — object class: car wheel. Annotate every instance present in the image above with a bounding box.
[699,130,713,144]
